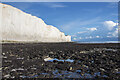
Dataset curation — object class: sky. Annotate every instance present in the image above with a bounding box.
[3,2,119,42]
[1,0,120,2]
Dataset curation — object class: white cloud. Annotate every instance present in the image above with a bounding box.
[104,21,118,30]
[61,17,101,32]
[71,35,77,37]
[44,3,66,8]
[96,36,100,38]
[72,37,83,41]
[89,36,92,39]
[85,37,88,39]
[79,37,82,39]
[73,38,77,40]
[112,28,118,37]
[107,36,113,38]
[107,28,118,37]
[85,36,93,39]
[77,31,87,34]
[50,4,66,8]
[87,28,97,31]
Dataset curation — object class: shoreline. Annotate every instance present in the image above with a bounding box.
[1,39,120,44]
[2,41,119,46]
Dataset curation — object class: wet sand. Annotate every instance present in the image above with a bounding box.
[1,42,120,79]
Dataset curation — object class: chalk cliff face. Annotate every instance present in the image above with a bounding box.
[0,3,71,42]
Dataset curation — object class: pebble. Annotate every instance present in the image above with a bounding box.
[2,43,119,79]
[4,74,10,78]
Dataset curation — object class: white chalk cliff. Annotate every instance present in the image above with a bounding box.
[0,3,71,42]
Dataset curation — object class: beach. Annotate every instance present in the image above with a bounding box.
[1,42,120,79]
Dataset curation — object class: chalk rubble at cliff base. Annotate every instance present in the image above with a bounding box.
[0,3,71,42]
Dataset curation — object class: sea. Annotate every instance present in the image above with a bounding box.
[77,41,120,43]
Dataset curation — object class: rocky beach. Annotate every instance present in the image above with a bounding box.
[1,42,120,79]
